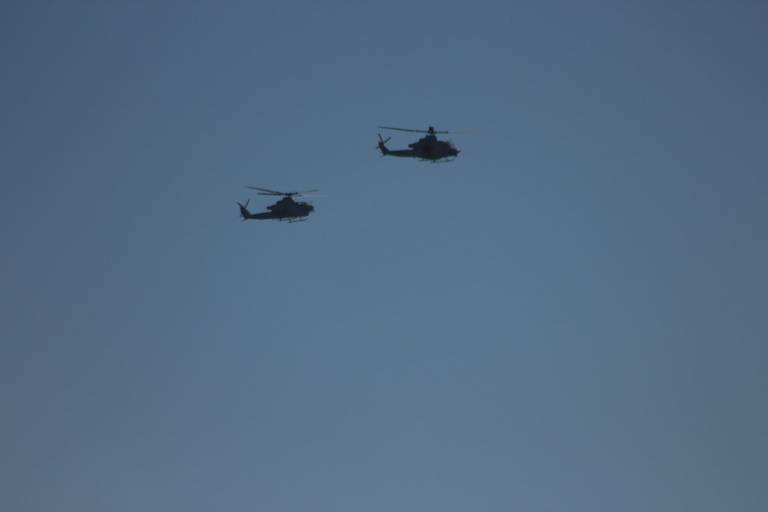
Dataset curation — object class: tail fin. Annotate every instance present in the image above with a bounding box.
[237,200,251,220]
[377,134,391,155]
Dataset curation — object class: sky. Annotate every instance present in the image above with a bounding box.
[1,1,767,511]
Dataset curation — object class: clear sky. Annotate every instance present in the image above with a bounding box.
[2,1,767,511]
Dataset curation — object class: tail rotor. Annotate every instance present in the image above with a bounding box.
[237,199,250,220]
[376,134,391,155]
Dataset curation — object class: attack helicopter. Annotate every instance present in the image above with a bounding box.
[377,125,460,162]
[238,187,317,223]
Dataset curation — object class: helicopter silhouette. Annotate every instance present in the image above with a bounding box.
[377,125,460,162]
[238,187,316,223]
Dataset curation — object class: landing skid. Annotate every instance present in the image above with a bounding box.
[420,157,457,163]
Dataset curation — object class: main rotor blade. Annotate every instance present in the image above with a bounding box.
[378,126,450,134]
[247,186,284,195]
[246,186,319,197]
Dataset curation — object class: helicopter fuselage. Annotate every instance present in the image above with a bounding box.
[240,196,314,221]
[378,134,460,161]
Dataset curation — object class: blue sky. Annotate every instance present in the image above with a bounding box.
[2,1,767,511]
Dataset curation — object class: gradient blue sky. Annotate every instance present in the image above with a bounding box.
[2,1,767,511]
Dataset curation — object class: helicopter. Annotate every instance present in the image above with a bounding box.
[238,187,316,223]
[377,125,460,162]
